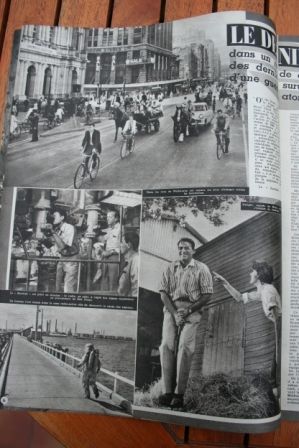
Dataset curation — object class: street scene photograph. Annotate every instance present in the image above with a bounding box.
[4,188,141,297]
[6,15,248,190]
[134,194,281,422]
[0,303,136,413]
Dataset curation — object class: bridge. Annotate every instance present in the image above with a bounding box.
[0,334,133,415]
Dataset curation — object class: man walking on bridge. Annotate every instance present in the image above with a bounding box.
[78,343,101,399]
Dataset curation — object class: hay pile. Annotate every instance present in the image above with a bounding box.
[134,373,279,419]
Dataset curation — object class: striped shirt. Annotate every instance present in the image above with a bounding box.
[159,258,213,302]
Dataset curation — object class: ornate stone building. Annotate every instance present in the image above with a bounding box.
[83,22,178,90]
[13,25,87,99]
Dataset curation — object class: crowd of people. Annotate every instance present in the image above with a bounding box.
[11,207,139,297]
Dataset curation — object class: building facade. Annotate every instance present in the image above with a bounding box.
[174,38,222,83]
[84,23,178,88]
[13,25,87,99]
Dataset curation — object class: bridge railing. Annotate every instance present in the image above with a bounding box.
[31,339,134,397]
[0,337,13,403]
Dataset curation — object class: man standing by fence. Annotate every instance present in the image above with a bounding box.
[158,238,213,409]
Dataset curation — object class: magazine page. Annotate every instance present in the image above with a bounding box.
[0,11,281,431]
[278,37,299,419]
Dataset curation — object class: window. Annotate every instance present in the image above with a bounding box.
[32,26,38,41]
[123,28,128,45]
[102,30,108,45]
[108,30,113,46]
[148,25,155,45]
[133,27,142,44]
[117,28,123,46]
[133,50,140,59]
[94,29,98,46]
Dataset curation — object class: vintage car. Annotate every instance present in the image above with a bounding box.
[190,102,214,129]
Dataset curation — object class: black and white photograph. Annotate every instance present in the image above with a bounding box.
[0,303,136,414]
[134,194,281,423]
[7,14,249,190]
[2,188,141,299]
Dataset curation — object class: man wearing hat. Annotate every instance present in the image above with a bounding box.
[78,343,101,399]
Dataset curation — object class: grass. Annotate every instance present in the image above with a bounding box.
[134,373,279,419]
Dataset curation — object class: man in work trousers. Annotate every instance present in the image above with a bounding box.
[51,209,79,293]
[100,209,121,292]
[158,238,213,409]
[78,343,101,399]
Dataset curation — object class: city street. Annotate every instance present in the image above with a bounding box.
[6,96,248,190]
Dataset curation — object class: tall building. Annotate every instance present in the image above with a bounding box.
[203,39,215,81]
[84,22,177,89]
[13,26,86,99]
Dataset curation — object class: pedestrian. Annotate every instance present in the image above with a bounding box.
[100,209,121,292]
[118,232,139,297]
[158,238,213,409]
[29,110,39,142]
[77,343,101,399]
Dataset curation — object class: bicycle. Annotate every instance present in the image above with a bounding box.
[74,148,100,189]
[120,133,135,159]
[43,117,56,130]
[9,125,21,140]
[216,130,226,160]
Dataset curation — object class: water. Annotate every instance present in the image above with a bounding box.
[44,335,136,400]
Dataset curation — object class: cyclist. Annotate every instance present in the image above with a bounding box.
[213,109,230,153]
[81,123,101,171]
[122,113,137,151]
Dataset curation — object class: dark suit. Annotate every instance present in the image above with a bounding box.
[82,129,101,155]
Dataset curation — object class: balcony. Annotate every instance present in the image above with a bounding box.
[126,57,155,65]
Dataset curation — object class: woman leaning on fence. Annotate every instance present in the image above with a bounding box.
[213,261,282,394]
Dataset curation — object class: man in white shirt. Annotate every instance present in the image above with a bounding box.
[49,209,79,293]
[118,232,139,297]
[101,210,121,292]
[122,113,137,151]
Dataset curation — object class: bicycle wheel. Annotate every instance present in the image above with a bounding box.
[216,142,223,160]
[74,163,86,189]
[14,126,21,138]
[130,138,135,154]
[120,140,128,159]
[89,156,100,181]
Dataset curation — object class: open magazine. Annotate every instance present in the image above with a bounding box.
[0,10,297,433]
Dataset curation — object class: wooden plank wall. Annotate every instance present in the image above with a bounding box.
[1,0,299,447]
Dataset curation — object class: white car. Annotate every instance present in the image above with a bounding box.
[191,102,213,127]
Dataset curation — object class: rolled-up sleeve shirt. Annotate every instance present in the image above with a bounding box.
[104,222,121,254]
[159,258,213,303]
[55,222,75,257]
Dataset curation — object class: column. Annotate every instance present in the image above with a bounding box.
[14,60,23,96]
[44,27,50,43]
[37,63,45,96]
[20,61,29,96]
[52,66,58,96]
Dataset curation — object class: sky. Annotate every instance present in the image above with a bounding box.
[172,11,246,63]
[0,304,137,339]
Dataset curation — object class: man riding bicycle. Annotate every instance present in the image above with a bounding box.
[213,109,230,153]
[81,123,101,170]
[122,113,137,151]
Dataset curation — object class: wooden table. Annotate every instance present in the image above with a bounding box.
[0,0,299,446]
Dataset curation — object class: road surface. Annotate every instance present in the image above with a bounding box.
[6,96,248,190]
